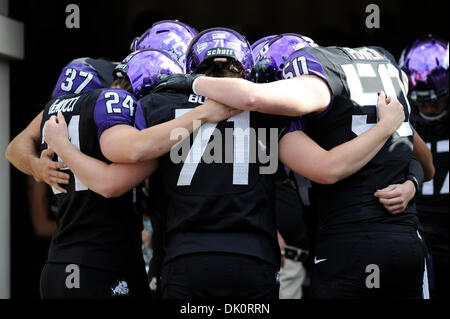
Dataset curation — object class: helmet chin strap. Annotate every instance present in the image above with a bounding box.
[419,109,448,121]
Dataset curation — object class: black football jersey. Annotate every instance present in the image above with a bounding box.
[136,91,289,267]
[411,113,449,243]
[283,46,418,229]
[39,88,145,274]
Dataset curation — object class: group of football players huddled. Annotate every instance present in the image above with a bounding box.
[5,20,448,299]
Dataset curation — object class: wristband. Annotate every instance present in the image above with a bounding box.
[406,175,420,193]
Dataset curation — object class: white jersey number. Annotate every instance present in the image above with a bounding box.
[422,140,449,196]
[175,109,250,186]
[341,62,413,137]
[42,115,88,194]
[61,68,94,94]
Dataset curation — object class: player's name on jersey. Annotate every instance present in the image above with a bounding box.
[343,47,385,61]
[48,96,80,114]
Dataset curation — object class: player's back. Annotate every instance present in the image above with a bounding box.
[40,88,144,275]
[283,46,417,228]
[138,91,289,267]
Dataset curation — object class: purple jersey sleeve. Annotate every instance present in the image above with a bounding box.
[288,117,308,133]
[93,89,136,141]
[134,102,147,131]
[52,63,104,98]
[283,49,333,132]
[282,50,328,82]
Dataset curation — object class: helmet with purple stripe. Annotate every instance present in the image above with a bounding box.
[113,48,183,99]
[252,33,316,83]
[251,35,278,64]
[186,27,254,79]
[129,20,198,70]
[399,35,449,102]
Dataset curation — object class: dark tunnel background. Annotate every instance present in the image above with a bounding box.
[7,0,449,298]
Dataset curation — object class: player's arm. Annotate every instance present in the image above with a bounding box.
[5,111,66,178]
[5,111,70,191]
[5,111,43,177]
[153,51,331,117]
[44,112,157,198]
[412,132,434,181]
[279,92,405,184]
[374,157,423,214]
[192,75,331,117]
[100,99,240,163]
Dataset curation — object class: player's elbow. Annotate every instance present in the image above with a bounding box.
[4,136,20,163]
[4,142,13,162]
[311,161,343,184]
[424,165,435,182]
[99,185,127,198]
[121,142,147,164]
[101,190,121,199]
[126,148,144,164]
[129,141,160,163]
[313,172,340,185]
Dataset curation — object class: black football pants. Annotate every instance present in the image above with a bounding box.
[161,252,279,299]
[40,263,150,299]
[311,224,429,299]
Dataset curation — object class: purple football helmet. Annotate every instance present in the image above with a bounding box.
[251,35,278,63]
[399,35,449,101]
[51,58,115,98]
[130,20,198,70]
[186,27,254,79]
[252,33,316,83]
[113,48,183,99]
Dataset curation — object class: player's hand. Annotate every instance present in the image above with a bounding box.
[35,148,69,193]
[44,112,69,153]
[374,180,416,214]
[377,91,405,134]
[151,73,204,94]
[199,99,242,123]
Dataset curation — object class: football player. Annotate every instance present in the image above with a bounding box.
[400,35,449,299]
[155,41,434,298]
[255,34,431,299]
[105,27,287,299]
[13,57,117,298]
[6,57,116,190]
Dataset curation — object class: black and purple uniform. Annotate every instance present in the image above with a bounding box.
[110,90,289,298]
[283,46,429,299]
[411,112,449,299]
[39,88,149,299]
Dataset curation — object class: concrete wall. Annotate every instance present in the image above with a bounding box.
[0,0,24,299]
